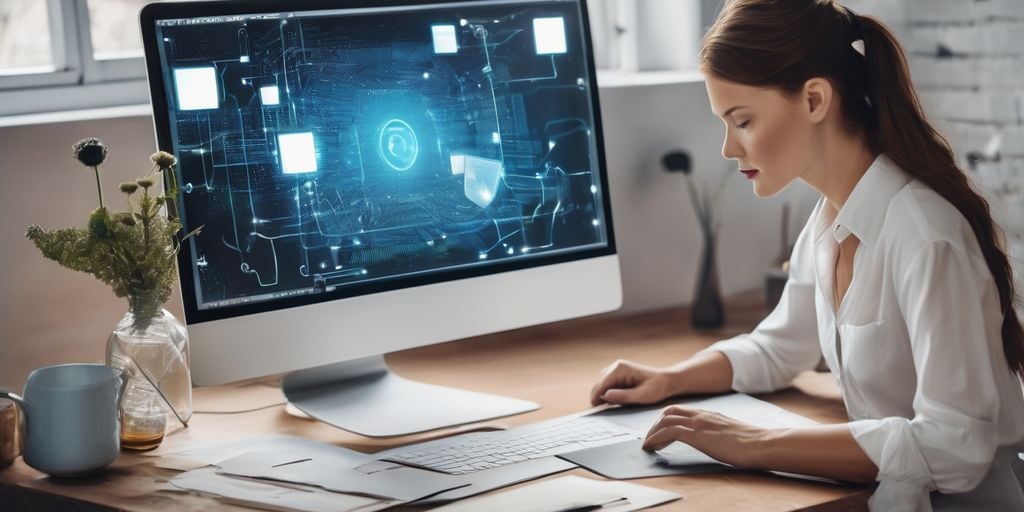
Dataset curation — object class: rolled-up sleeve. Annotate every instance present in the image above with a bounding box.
[849,240,1002,504]
[697,217,821,393]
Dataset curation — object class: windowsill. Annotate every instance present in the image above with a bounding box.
[0,103,152,129]
[596,69,705,88]
[0,70,705,129]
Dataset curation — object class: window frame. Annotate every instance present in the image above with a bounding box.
[0,0,82,91]
[0,0,150,117]
[0,0,711,118]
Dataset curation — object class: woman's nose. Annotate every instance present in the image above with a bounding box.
[721,135,742,161]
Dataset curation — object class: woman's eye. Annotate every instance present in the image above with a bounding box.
[736,121,750,129]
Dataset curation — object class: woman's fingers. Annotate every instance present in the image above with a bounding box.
[642,407,702,451]
[643,424,694,451]
[589,360,635,405]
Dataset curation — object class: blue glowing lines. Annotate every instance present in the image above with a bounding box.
[378,119,420,171]
[533,17,567,55]
[173,67,219,110]
[431,25,458,54]
[259,85,280,105]
[277,132,318,174]
[157,3,609,308]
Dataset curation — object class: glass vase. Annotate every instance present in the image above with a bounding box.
[691,227,725,329]
[105,306,191,451]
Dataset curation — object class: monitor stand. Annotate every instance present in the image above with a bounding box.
[281,355,539,437]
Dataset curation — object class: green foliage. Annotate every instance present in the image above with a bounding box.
[26,148,200,332]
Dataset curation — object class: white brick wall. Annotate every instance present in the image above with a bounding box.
[846,0,1024,314]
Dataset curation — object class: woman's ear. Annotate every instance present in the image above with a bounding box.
[803,78,833,124]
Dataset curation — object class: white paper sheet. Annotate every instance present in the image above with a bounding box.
[429,475,681,512]
[167,467,399,512]
[216,448,467,501]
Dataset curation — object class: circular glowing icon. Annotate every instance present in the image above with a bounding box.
[378,119,419,171]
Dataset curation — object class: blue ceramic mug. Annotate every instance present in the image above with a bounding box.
[0,363,124,476]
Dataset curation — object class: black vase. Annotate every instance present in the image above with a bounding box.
[691,228,725,329]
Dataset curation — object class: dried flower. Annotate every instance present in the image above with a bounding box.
[150,151,176,169]
[26,140,201,332]
[73,138,108,167]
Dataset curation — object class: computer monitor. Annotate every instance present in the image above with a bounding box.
[140,0,620,437]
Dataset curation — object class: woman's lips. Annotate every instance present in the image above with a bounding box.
[740,169,759,179]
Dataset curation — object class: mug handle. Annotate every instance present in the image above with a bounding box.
[0,390,28,436]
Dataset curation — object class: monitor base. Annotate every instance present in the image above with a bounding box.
[281,356,539,438]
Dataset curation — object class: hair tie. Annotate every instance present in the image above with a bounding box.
[843,5,866,57]
[851,39,865,57]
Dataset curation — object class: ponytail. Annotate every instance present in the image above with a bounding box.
[700,0,1024,378]
[855,14,1024,378]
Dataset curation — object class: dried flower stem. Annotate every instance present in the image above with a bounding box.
[93,166,104,209]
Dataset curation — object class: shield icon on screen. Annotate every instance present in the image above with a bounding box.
[463,156,504,209]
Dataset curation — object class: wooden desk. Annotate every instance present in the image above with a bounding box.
[0,291,869,511]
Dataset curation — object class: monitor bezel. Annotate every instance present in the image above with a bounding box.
[140,0,617,325]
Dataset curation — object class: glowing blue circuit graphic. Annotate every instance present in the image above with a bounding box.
[155,1,609,309]
[379,119,420,171]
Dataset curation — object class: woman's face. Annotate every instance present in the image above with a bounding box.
[704,74,816,198]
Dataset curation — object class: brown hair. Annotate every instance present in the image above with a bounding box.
[700,0,1024,378]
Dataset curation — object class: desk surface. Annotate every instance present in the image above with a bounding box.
[0,291,869,511]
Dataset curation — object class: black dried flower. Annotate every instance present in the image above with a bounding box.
[73,138,108,167]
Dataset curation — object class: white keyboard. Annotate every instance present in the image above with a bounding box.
[382,417,638,475]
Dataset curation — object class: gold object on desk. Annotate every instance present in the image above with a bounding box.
[0,398,20,467]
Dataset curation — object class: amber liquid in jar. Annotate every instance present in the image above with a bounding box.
[120,428,165,451]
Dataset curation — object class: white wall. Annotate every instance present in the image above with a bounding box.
[0,80,816,389]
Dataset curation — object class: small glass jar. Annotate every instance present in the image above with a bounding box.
[106,300,191,451]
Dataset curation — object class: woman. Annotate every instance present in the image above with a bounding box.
[589,1,1024,510]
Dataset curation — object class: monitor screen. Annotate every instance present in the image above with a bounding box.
[147,0,613,323]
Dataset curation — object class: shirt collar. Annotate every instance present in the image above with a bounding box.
[820,153,911,248]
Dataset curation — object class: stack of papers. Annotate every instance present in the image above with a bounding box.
[160,435,466,511]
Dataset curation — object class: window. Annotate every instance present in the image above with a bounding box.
[1,0,711,117]
[0,1,54,71]
[87,0,149,59]
[587,0,705,74]
[0,0,188,117]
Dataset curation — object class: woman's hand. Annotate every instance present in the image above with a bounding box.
[642,405,768,468]
[589,359,677,406]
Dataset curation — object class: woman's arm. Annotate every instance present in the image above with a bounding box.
[666,350,734,395]
[754,425,878,483]
[641,406,879,484]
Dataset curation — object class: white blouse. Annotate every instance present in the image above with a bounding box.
[699,154,1024,511]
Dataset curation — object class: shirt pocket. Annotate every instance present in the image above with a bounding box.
[839,319,888,380]
[839,320,893,400]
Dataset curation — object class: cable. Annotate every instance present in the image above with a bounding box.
[192,402,286,415]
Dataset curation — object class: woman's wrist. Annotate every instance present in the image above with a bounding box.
[743,427,784,470]
[663,366,691,397]
[664,350,734,398]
